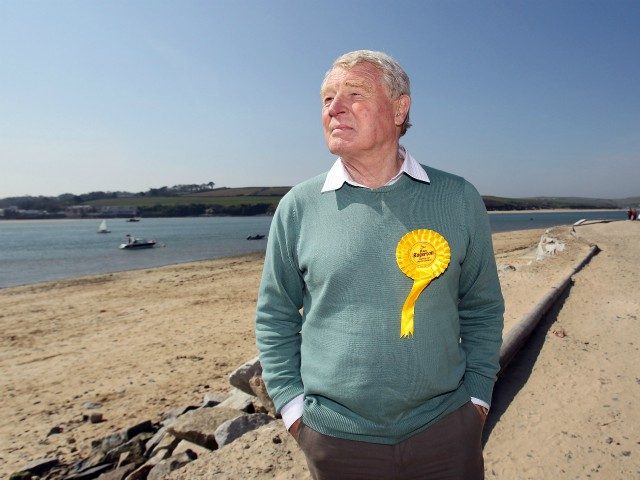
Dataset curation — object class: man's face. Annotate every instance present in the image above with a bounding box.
[321,63,405,158]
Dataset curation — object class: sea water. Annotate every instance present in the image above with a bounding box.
[0,211,626,288]
[0,216,272,288]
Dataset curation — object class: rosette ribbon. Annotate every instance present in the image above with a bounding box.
[395,229,451,337]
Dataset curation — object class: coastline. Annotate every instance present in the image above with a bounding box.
[2,222,639,478]
[487,208,623,214]
[0,207,624,222]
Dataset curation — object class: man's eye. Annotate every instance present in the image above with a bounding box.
[323,97,333,106]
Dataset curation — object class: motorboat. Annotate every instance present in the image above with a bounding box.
[97,220,111,233]
[120,235,156,249]
[126,217,141,222]
[246,234,265,240]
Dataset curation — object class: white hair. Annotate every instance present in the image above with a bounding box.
[322,50,412,136]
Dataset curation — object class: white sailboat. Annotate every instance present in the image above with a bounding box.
[97,219,111,233]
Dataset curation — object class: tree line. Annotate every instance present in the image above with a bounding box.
[0,182,217,213]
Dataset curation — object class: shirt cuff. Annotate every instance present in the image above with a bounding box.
[470,396,490,410]
[280,394,304,429]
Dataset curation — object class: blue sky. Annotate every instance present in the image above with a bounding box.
[1,0,638,198]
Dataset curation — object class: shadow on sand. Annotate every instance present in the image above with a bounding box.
[482,282,573,446]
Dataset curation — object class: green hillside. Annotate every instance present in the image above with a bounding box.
[2,184,637,219]
[87,195,282,208]
[185,186,291,197]
[483,196,635,211]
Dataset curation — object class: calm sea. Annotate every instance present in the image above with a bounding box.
[0,211,626,288]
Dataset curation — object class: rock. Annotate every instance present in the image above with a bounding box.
[116,450,132,469]
[146,450,197,480]
[216,388,255,413]
[144,426,181,458]
[123,464,154,480]
[172,439,212,458]
[248,375,276,415]
[103,432,154,466]
[96,463,136,480]
[91,431,128,453]
[536,235,566,260]
[66,463,114,479]
[228,356,262,395]
[9,474,31,480]
[160,405,199,425]
[124,449,170,480]
[202,391,228,408]
[168,407,244,449]
[552,328,567,338]
[125,420,156,439]
[83,402,103,410]
[47,425,64,436]
[154,423,306,479]
[497,263,516,273]
[10,457,59,478]
[70,451,109,475]
[90,412,104,424]
[23,456,60,473]
[214,413,275,448]
[92,420,156,453]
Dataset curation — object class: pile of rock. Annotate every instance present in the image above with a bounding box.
[535,231,566,261]
[10,357,273,480]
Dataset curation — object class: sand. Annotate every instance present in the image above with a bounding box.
[1,221,638,478]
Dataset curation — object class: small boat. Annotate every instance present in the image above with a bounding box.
[247,234,265,240]
[97,220,111,234]
[126,217,141,222]
[120,235,156,249]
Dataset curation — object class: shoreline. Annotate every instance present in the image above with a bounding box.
[0,251,266,291]
[487,208,622,214]
[0,208,625,223]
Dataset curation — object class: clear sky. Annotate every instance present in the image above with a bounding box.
[1,0,638,199]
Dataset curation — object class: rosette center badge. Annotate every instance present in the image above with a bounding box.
[410,242,437,268]
[396,229,451,337]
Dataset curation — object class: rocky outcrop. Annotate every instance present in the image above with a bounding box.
[10,359,278,480]
[228,356,262,395]
[214,413,275,448]
[536,233,566,260]
[167,407,243,450]
[9,457,59,479]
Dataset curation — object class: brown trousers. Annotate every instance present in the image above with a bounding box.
[297,402,484,480]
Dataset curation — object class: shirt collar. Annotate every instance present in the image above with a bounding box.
[321,146,430,193]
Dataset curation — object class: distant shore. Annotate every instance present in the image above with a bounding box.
[487,208,623,214]
[0,207,627,222]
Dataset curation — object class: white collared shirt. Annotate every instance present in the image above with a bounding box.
[320,146,430,192]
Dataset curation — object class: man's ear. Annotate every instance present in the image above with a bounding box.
[395,95,411,125]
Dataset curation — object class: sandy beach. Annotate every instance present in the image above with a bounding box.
[1,221,639,478]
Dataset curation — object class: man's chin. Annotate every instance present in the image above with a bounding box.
[326,140,353,157]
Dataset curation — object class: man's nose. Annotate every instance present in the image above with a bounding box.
[328,95,346,117]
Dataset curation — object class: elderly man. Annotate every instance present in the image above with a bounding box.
[256,50,504,479]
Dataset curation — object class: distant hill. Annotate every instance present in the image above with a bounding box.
[482,196,638,211]
[1,185,638,219]
[187,186,292,197]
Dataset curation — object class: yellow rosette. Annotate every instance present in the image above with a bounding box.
[396,229,451,337]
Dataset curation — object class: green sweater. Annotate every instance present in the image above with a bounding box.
[255,166,504,444]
